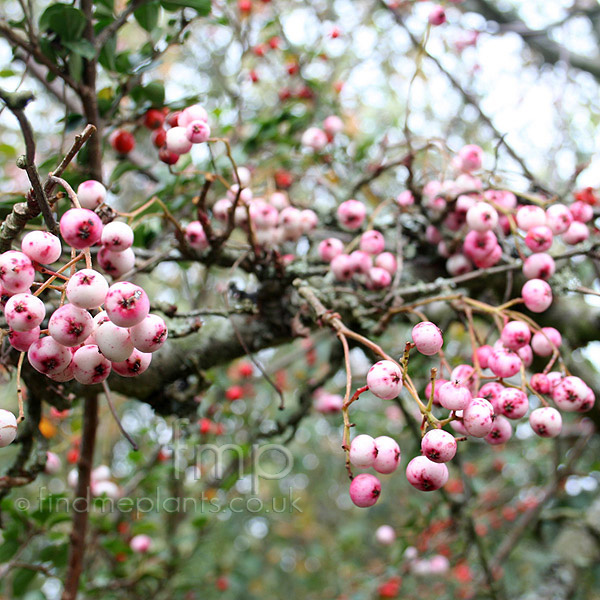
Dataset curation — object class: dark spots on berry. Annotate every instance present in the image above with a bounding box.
[129,359,142,373]
[153,329,167,344]
[14,303,25,313]
[95,364,108,376]
[80,275,93,285]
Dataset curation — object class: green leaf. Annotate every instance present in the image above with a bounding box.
[110,161,139,183]
[98,35,117,72]
[135,1,161,32]
[0,539,20,562]
[39,4,86,41]
[62,39,96,60]
[160,0,211,16]
[12,568,36,597]
[144,81,165,107]
[68,53,83,83]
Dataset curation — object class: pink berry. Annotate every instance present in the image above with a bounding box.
[472,243,502,268]
[446,254,472,275]
[521,279,552,313]
[101,221,134,252]
[212,198,233,222]
[466,202,498,232]
[301,127,328,151]
[396,191,415,207]
[48,304,94,347]
[178,104,208,127]
[463,230,498,262]
[185,119,211,144]
[249,201,279,230]
[529,407,562,438]
[412,321,443,356]
[499,388,529,419]
[547,371,563,389]
[531,327,561,356]
[129,314,168,353]
[578,387,595,413]
[0,251,35,293]
[425,378,448,406]
[21,231,62,264]
[359,230,385,255]
[530,373,551,395]
[45,451,61,474]
[349,250,372,275]
[269,192,289,211]
[450,364,476,394]
[562,221,589,245]
[552,375,588,412]
[428,5,446,26]
[349,434,377,468]
[546,204,572,234]
[525,225,553,253]
[488,349,522,378]
[438,380,472,411]
[406,456,448,491]
[0,410,17,447]
[516,205,546,231]
[323,115,344,136]
[421,430,457,463]
[337,199,366,230]
[457,145,483,172]
[366,360,403,400]
[8,326,40,352]
[349,473,381,508]
[478,382,504,414]
[300,209,319,233]
[569,200,593,223]
[60,208,103,249]
[462,397,494,437]
[105,282,150,327]
[166,126,193,154]
[375,525,396,545]
[366,267,392,290]
[313,390,343,413]
[27,336,71,375]
[77,180,107,209]
[500,320,531,351]
[184,221,209,251]
[475,344,494,369]
[518,344,533,367]
[484,415,512,445]
[97,247,136,277]
[130,534,152,553]
[484,189,516,210]
[95,321,134,362]
[318,238,344,262]
[72,344,112,384]
[522,253,555,280]
[373,436,401,474]
[66,269,109,309]
[111,348,152,377]
[4,293,45,332]
[374,252,397,274]
[330,254,354,281]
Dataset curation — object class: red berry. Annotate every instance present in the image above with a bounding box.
[268,36,280,49]
[199,418,212,435]
[253,44,266,57]
[159,148,180,165]
[167,111,181,127]
[216,577,229,591]
[286,63,298,75]
[239,0,252,12]
[151,128,167,148]
[144,108,165,130]
[249,70,259,83]
[225,385,243,401]
[110,130,135,154]
[67,447,79,464]
[238,362,253,378]
[274,169,293,189]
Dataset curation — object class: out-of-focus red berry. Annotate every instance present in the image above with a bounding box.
[225,385,244,401]
[144,108,165,130]
[110,130,135,154]
[151,128,167,148]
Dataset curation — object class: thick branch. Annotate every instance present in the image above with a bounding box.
[62,395,98,600]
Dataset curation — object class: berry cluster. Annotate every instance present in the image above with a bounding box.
[345,314,594,507]
[0,185,169,445]
[396,144,597,279]
[183,167,319,252]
